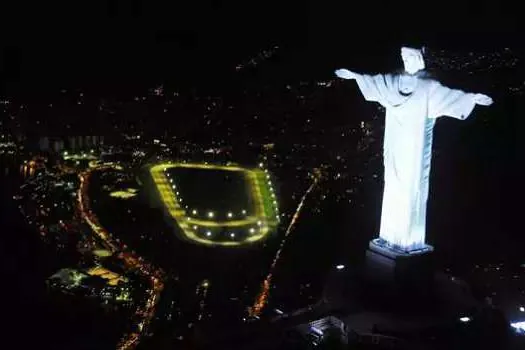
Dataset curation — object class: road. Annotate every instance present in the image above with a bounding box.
[78,166,165,350]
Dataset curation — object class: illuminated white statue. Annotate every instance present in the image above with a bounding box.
[336,47,493,251]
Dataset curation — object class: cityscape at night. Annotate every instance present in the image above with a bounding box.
[0,1,522,349]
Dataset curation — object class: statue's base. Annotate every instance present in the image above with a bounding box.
[365,239,434,294]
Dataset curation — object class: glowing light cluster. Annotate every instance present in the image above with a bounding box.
[110,188,139,199]
[87,265,128,286]
[63,151,97,161]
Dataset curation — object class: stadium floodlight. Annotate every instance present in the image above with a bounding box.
[208,211,214,218]
[227,212,233,218]
[192,209,197,215]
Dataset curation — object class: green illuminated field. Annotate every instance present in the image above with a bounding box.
[149,163,279,246]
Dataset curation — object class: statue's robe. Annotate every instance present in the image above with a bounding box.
[355,73,477,251]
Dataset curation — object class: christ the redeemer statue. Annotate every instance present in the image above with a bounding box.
[336,47,493,252]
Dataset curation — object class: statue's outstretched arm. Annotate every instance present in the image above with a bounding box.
[335,68,357,80]
[335,68,391,107]
[428,81,494,120]
[472,93,493,106]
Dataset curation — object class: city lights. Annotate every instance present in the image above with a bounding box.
[10,46,522,350]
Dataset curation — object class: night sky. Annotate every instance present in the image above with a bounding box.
[1,0,521,92]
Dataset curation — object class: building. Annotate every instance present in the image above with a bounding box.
[47,266,132,308]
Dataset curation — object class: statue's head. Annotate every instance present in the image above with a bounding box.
[400,47,425,75]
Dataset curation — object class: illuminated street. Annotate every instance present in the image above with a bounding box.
[251,171,321,317]
[78,166,165,350]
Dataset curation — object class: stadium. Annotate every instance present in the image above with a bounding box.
[147,162,280,246]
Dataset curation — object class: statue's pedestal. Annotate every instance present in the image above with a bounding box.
[365,239,434,294]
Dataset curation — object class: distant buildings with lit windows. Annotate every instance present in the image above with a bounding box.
[38,135,105,153]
